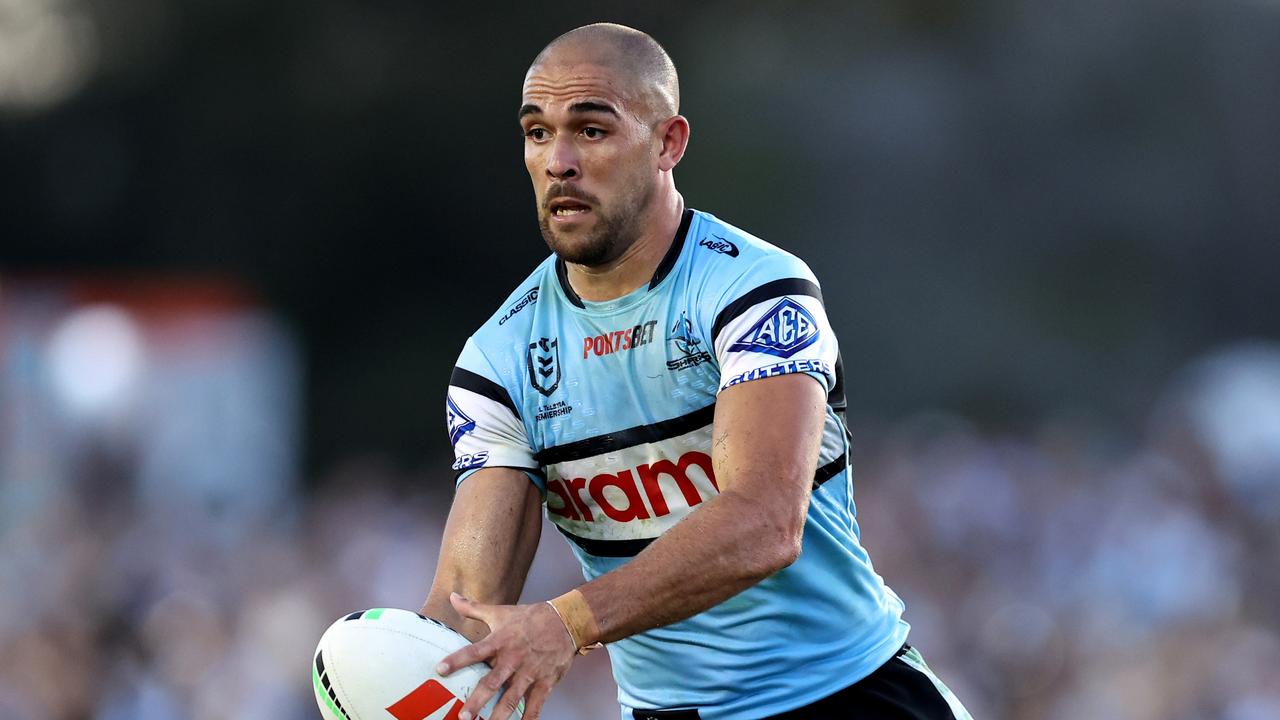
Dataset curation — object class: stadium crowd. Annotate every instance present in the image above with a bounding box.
[1,340,1278,720]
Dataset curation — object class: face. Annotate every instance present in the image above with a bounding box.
[520,59,659,266]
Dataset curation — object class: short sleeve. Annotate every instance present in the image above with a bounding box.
[446,338,541,489]
[710,268,838,394]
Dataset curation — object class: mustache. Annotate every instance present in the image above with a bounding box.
[543,183,600,210]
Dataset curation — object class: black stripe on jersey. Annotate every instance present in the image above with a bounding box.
[533,403,716,466]
[827,352,847,415]
[449,366,521,420]
[709,278,824,344]
[557,526,657,557]
[812,451,849,490]
[648,208,695,290]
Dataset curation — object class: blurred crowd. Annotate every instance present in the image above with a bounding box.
[2,286,1277,719]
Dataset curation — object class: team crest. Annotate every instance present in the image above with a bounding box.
[666,313,713,370]
[727,297,820,358]
[527,337,561,397]
[445,395,475,446]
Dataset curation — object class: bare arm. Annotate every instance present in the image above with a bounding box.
[421,467,543,641]
[442,373,828,719]
[579,372,825,641]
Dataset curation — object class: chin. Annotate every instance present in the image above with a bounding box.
[543,226,617,266]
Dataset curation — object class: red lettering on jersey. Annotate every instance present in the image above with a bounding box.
[386,678,478,720]
[549,451,719,524]
[637,451,716,515]
[546,480,580,521]
[565,476,593,520]
[581,320,658,359]
[588,469,651,521]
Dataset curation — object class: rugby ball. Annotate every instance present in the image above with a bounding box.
[312,607,519,720]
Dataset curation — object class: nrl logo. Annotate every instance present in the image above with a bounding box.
[727,297,820,358]
[527,337,561,397]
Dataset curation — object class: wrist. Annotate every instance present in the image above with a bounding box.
[546,589,603,655]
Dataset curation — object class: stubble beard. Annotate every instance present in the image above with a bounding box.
[539,177,656,267]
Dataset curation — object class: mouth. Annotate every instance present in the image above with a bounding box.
[547,197,593,222]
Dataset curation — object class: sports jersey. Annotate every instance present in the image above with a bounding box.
[445,208,909,719]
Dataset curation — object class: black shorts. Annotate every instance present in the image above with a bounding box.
[633,644,971,720]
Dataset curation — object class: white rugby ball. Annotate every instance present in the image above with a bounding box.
[312,607,519,720]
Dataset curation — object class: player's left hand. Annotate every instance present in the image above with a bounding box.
[437,592,576,720]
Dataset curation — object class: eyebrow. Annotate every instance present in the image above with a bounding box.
[518,101,622,121]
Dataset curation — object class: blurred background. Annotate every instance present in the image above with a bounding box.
[2,1,1279,718]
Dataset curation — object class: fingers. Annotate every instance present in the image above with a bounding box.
[486,672,533,720]
[522,684,550,720]
[437,638,489,677]
[457,662,514,720]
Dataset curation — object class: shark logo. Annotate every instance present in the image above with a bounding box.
[667,313,713,371]
[527,337,561,397]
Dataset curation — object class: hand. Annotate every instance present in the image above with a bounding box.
[436,592,577,720]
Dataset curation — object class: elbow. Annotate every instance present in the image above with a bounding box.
[751,515,805,578]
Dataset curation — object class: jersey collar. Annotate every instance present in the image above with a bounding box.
[556,208,695,309]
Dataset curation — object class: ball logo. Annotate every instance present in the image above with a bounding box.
[727,297,820,358]
[527,337,561,397]
[387,678,480,720]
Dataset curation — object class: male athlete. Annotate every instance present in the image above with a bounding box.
[423,23,971,720]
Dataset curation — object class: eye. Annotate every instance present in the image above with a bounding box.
[581,126,607,139]
[524,127,549,142]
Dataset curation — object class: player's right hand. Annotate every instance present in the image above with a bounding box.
[436,592,576,720]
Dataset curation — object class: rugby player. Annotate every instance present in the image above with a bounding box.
[423,22,972,720]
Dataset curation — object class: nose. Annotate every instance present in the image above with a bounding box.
[546,136,579,180]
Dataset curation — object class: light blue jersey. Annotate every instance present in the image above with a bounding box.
[446,209,909,719]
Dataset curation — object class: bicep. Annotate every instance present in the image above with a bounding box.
[711,373,827,510]
[424,466,542,638]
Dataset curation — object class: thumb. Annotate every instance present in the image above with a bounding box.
[449,592,490,623]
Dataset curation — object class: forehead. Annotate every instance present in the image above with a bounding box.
[521,61,638,113]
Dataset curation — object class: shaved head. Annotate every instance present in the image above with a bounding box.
[528,23,679,123]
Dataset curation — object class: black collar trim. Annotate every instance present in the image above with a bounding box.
[554,208,695,308]
[648,208,694,290]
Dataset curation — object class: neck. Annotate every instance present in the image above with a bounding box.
[564,190,685,302]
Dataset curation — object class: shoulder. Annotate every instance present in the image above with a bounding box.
[451,255,557,395]
[683,210,822,315]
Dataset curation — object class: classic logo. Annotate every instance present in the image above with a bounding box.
[445,395,475,446]
[582,320,658,358]
[727,297,820,358]
[527,337,561,396]
[546,450,719,523]
[386,678,479,720]
[698,234,739,258]
[666,313,713,371]
[498,287,538,325]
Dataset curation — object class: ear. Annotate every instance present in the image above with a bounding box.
[655,115,690,172]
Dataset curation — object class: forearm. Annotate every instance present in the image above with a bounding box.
[577,485,806,645]
[421,468,543,641]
